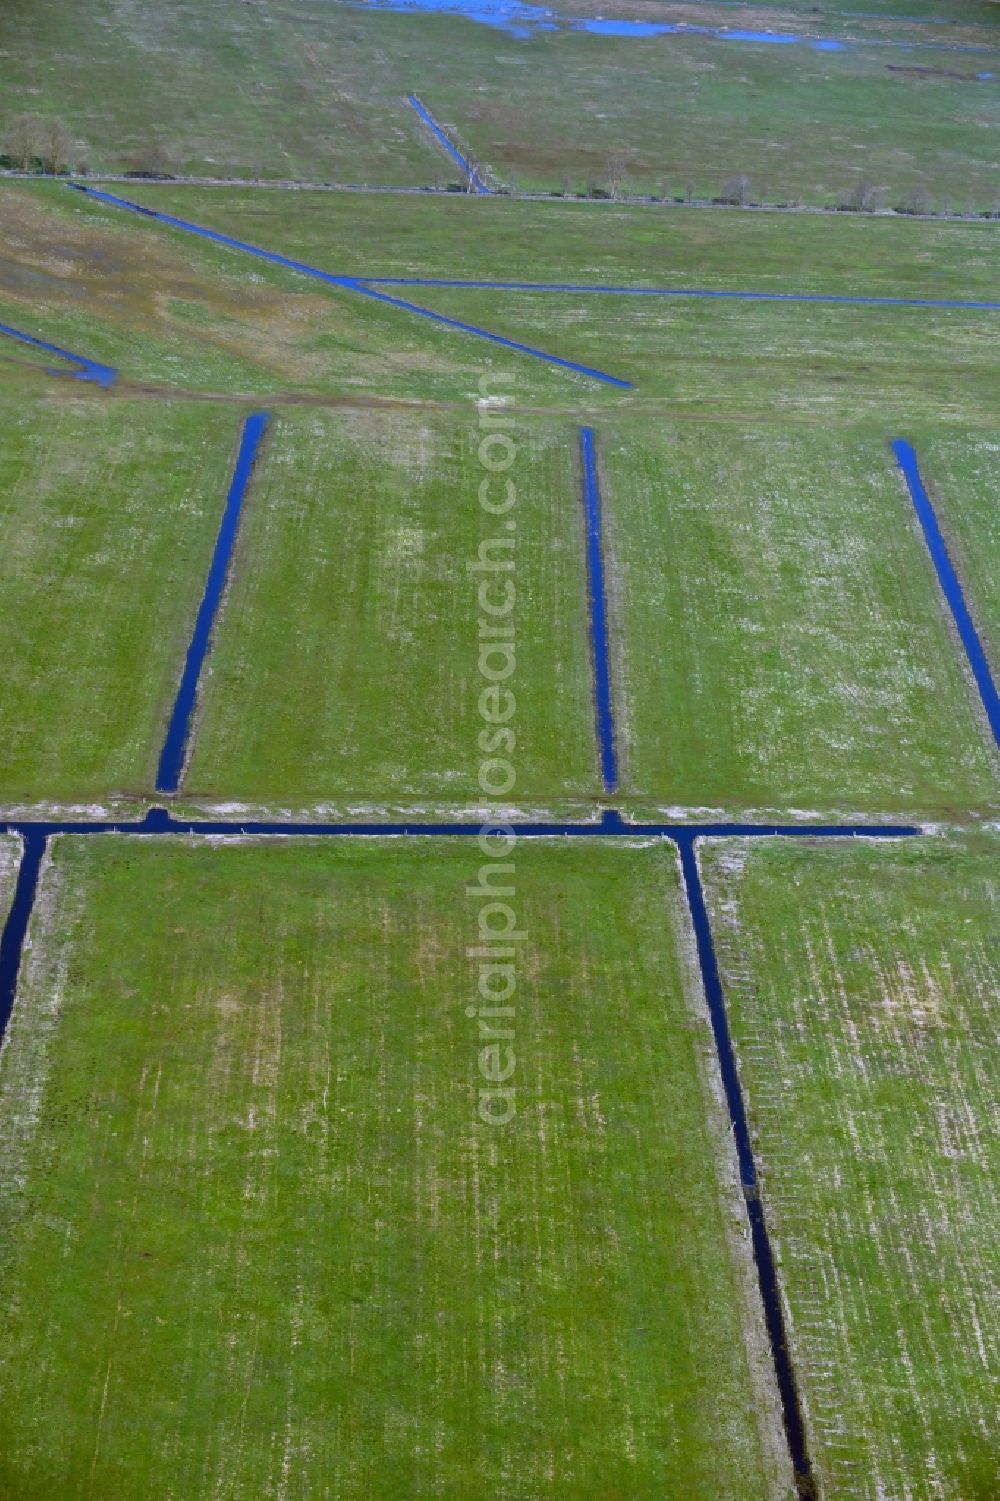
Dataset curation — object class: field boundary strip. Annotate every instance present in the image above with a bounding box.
[892,439,1000,747]
[406,95,490,194]
[65,185,631,388]
[0,833,45,1046]
[360,277,1000,312]
[0,319,118,387]
[156,412,271,794]
[578,427,619,791]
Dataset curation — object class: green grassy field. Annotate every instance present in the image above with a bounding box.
[910,431,1000,674]
[0,397,239,812]
[701,833,1000,1501]
[600,424,998,818]
[422,29,1000,204]
[0,835,792,1499]
[0,0,997,203]
[3,183,997,424]
[183,409,599,814]
[113,180,1000,298]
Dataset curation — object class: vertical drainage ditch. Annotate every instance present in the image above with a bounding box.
[156,410,271,795]
[0,834,47,1049]
[892,438,999,748]
[578,427,620,793]
[677,833,816,1499]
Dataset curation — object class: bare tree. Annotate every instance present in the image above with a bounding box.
[721,172,751,206]
[843,179,880,213]
[464,158,483,194]
[897,185,932,216]
[606,153,626,201]
[128,141,172,177]
[3,113,43,171]
[36,117,73,174]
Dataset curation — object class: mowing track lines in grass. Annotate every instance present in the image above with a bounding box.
[892,438,1000,748]
[0,319,118,388]
[578,428,618,792]
[361,277,1000,312]
[0,834,45,1050]
[0,814,916,1488]
[156,412,270,795]
[66,185,631,390]
[406,94,490,194]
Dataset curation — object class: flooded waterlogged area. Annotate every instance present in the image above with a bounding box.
[340,0,1000,56]
[343,0,851,45]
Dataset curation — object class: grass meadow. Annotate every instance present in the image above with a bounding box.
[702,833,1000,1501]
[0,0,997,203]
[0,398,244,812]
[184,409,600,815]
[2,183,997,423]
[0,835,792,1500]
[598,424,999,818]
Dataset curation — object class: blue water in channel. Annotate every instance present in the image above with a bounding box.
[68,185,631,387]
[363,278,1000,313]
[0,320,118,387]
[407,94,490,191]
[343,0,1000,52]
[156,412,271,793]
[678,840,814,1494]
[348,0,851,46]
[578,428,619,791]
[892,440,1000,748]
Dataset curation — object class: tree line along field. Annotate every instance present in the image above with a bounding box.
[88,181,1000,297]
[1,0,998,206]
[701,834,1000,1501]
[0,836,792,1500]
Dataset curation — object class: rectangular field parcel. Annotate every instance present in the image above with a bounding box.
[702,834,1000,1501]
[185,410,600,813]
[0,836,790,1499]
[0,398,240,812]
[599,425,999,817]
[109,185,1000,304]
